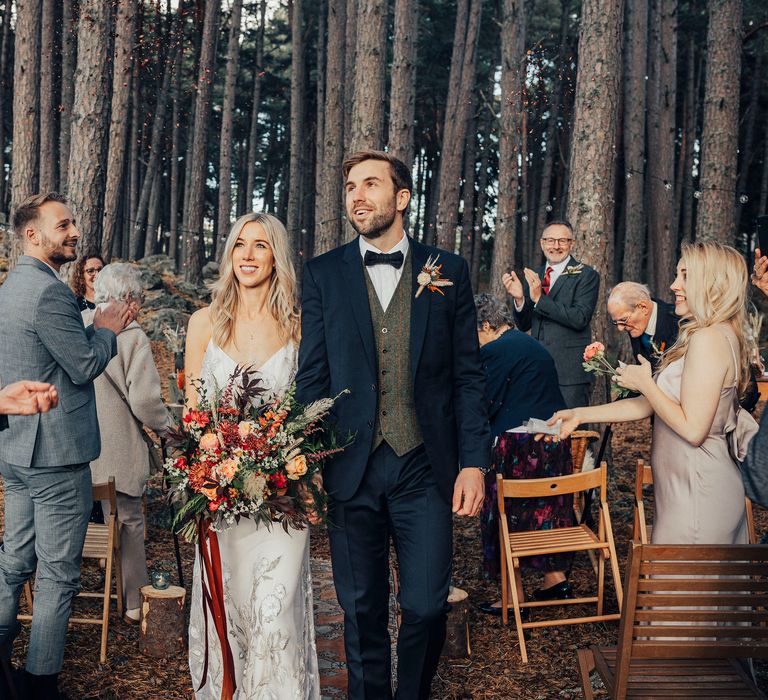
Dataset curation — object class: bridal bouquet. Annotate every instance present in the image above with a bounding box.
[582,341,631,399]
[164,366,348,542]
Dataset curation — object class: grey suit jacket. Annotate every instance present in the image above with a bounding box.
[513,256,600,386]
[0,256,117,468]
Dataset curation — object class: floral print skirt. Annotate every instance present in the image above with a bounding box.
[481,433,575,579]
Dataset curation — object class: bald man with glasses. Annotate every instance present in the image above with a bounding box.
[502,220,600,408]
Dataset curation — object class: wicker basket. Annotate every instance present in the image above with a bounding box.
[570,429,600,472]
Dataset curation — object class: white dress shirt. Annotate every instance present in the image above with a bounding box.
[514,255,573,312]
[359,233,410,311]
[645,301,659,337]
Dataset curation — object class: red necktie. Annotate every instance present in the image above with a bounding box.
[542,266,553,295]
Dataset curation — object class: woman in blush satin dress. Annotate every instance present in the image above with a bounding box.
[553,241,756,546]
[184,213,319,699]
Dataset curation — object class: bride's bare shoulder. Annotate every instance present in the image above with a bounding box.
[187,306,213,343]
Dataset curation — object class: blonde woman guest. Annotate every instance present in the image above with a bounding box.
[553,242,756,545]
[84,264,171,623]
[183,213,319,699]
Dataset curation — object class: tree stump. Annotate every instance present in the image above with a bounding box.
[139,585,186,658]
[442,586,470,660]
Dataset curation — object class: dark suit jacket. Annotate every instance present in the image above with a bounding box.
[295,237,491,503]
[513,256,600,386]
[481,329,566,438]
[628,298,678,369]
[743,408,768,508]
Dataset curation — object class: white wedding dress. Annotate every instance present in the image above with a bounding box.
[188,340,320,700]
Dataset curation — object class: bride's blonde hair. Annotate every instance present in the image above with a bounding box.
[657,241,750,395]
[208,213,300,349]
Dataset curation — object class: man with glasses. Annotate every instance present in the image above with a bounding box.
[502,220,599,408]
[607,282,677,370]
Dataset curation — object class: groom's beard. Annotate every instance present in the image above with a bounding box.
[349,203,397,240]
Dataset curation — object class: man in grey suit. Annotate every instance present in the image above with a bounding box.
[0,193,132,699]
[502,220,600,408]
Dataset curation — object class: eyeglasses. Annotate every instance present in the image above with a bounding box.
[609,305,638,327]
[540,237,573,246]
[85,267,103,275]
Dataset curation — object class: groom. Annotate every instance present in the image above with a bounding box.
[296,150,490,699]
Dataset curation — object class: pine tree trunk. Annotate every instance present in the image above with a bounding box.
[646,0,676,293]
[314,0,345,254]
[183,0,220,282]
[436,0,483,252]
[471,101,493,290]
[566,0,624,401]
[67,0,113,253]
[134,41,178,259]
[534,0,569,243]
[0,0,12,210]
[215,0,243,258]
[244,0,266,215]
[388,0,419,168]
[696,0,742,243]
[489,0,525,299]
[344,0,358,151]
[760,121,768,217]
[314,0,327,246]
[169,50,181,265]
[145,166,162,257]
[102,0,139,260]
[734,54,761,235]
[38,0,57,191]
[59,0,76,192]
[459,112,477,262]
[349,0,388,151]
[11,0,41,225]
[287,0,306,264]
[127,49,141,259]
[621,0,647,282]
[680,39,698,244]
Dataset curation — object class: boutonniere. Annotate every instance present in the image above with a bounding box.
[563,263,584,276]
[650,340,666,357]
[415,255,454,298]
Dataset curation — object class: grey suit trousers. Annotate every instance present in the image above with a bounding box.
[0,461,91,675]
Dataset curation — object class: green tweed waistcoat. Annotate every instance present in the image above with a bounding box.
[364,257,424,456]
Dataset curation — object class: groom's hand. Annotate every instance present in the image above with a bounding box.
[452,468,485,517]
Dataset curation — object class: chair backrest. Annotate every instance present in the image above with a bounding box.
[497,461,607,514]
[92,476,117,516]
[613,542,768,695]
[634,459,653,503]
[569,429,600,473]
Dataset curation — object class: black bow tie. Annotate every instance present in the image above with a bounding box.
[364,250,404,269]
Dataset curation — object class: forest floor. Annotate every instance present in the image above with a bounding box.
[2,343,768,698]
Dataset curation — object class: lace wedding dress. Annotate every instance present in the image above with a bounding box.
[188,340,320,700]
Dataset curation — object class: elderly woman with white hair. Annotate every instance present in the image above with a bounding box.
[83,263,171,624]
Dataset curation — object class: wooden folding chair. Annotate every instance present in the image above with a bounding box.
[633,458,758,545]
[21,477,124,664]
[496,462,623,663]
[577,541,768,699]
[569,429,600,474]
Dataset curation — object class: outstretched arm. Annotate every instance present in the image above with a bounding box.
[0,381,59,416]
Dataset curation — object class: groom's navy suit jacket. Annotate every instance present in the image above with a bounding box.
[296,237,491,503]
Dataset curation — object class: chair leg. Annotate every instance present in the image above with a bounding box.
[507,557,528,664]
[500,543,508,626]
[596,548,606,617]
[576,648,595,700]
[100,552,114,664]
[608,544,623,611]
[113,543,124,618]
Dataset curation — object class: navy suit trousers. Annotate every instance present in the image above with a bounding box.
[328,443,452,700]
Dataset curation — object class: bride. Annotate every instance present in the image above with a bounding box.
[184,212,320,699]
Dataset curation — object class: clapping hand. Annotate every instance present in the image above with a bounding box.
[752,249,768,297]
[0,380,59,415]
[614,355,653,393]
[501,270,524,302]
[523,268,543,303]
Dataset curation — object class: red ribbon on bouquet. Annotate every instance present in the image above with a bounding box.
[197,519,237,700]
